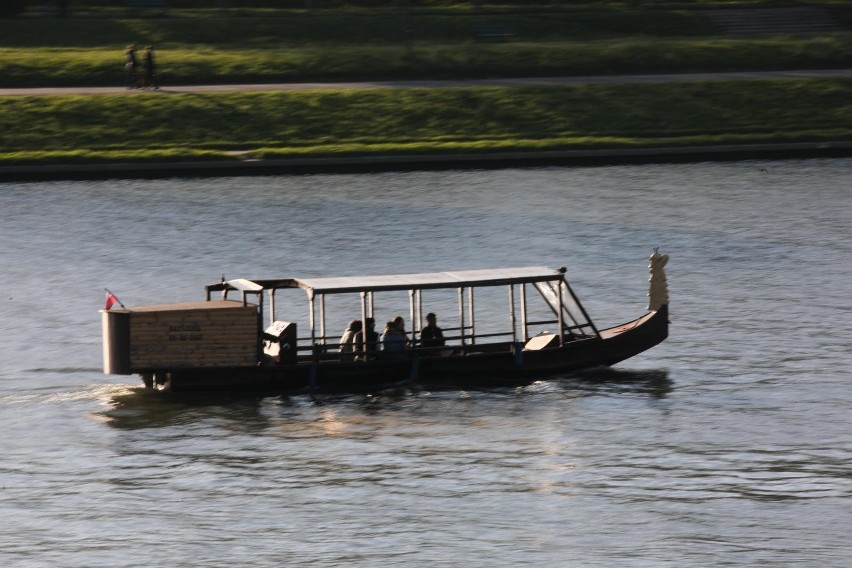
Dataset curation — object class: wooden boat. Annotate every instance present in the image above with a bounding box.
[101,251,669,392]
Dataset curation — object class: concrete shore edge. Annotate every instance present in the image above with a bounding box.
[2,141,851,181]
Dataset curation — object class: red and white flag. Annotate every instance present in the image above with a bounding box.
[104,293,119,311]
[104,289,124,310]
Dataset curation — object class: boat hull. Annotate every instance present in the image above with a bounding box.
[152,306,668,393]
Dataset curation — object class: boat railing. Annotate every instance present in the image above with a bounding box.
[453,330,507,342]
[287,332,518,364]
[287,316,599,364]
[526,317,597,337]
[304,323,588,348]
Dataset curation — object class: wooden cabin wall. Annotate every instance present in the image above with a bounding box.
[128,306,259,370]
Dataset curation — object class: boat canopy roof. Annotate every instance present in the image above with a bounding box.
[207,266,567,296]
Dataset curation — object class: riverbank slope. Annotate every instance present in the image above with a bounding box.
[1,74,851,179]
[1,3,850,178]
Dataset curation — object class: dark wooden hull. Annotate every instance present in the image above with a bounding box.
[155,306,668,393]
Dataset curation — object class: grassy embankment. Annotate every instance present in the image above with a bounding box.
[1,3,851,165]
[2,79,851,164]
[1,6,851,86]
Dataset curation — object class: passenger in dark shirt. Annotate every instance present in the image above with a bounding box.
[354,318,378,361]
[420,312,445,348]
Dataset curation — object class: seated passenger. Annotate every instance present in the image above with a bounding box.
[419,312,445,348]
[381,319,407,358]
[354,318,378,361]
[392,316,410,345]
[339,319,362,359]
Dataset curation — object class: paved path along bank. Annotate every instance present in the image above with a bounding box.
[2,69,852,96]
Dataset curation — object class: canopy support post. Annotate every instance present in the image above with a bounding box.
[359,291,368,325]
[414,289,423,346]
[468,287,476,345]
[508,284,517,345]
[308,291,316,347]
[319,294,326,346]
[557,281,565,345]
[408,289,416,347]
[458,287,466,351]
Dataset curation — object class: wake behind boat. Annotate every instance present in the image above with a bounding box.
[101,251,669,392]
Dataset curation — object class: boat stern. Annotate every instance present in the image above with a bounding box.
[101,300,261,376]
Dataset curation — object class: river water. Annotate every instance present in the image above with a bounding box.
[1,160,850,566]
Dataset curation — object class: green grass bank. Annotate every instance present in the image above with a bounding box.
[1,3,851,87]
[2,2,851,171]
[3,36,852,88]
[2,78,850,165]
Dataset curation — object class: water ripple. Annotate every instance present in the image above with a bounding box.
[2,160,851,566]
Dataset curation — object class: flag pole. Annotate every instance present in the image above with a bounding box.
[104,288,126,309]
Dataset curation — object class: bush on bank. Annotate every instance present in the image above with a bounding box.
[1,79,850,164]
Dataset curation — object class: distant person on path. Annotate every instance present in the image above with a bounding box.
[143,45,158,89]
[124,44,138,89]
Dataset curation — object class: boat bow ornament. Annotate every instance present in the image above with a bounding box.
[647,249,669,312]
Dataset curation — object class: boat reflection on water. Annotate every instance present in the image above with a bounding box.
[97,368,671,431]
[559,368,672,398]
[97,387,273,431]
